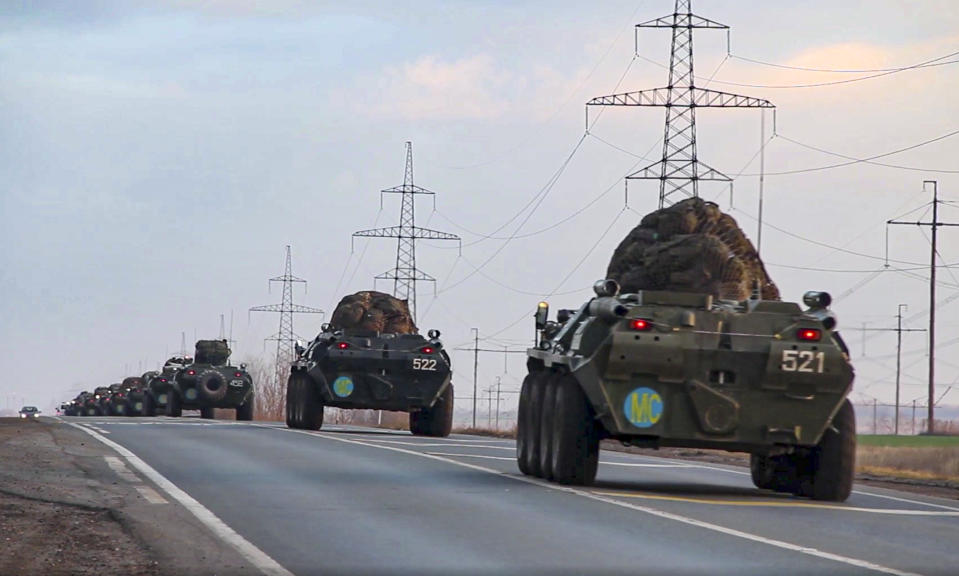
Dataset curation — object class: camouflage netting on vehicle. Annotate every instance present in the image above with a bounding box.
[194,339,231,365]
[329,291,418,334]
[606,197,780,301]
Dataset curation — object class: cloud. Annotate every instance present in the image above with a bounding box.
[365,53,512,121]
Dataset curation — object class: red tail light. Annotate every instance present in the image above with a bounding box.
[629,319,653,331]
[160,378,167,383]
[419,346,434,354]
[235,372,243,377]
[187,369,196,376]
[336,342,350,350]
[798,328,821,341]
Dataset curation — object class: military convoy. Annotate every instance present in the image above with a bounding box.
[517,279,856,501]
[287,324,453,436]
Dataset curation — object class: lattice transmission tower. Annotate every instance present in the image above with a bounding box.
[250,245,324,383]
[588,0,774,208]
[353,142,460,322]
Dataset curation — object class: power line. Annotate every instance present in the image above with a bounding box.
[728,51,959,74]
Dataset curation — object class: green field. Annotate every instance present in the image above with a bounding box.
[857,434,959,448]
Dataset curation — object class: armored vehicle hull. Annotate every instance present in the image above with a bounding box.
[287,330,453,436]
[166,342,254,420]
[518,281,856,501]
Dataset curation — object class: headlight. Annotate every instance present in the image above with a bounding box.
[20,414,26,418]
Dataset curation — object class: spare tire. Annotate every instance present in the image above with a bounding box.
[197,370,228,402]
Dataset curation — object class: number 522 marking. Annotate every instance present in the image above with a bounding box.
[413,358,437,371]
[781,350,825,373]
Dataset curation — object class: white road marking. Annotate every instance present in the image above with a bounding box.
[360,439,513,450]
[427,452,515,461]
[134,485,169,505]
[104,456,141,483]
[69,422,294,576]
[428,452,697,468]
[279,427,925,576]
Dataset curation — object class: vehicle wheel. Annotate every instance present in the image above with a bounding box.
[236,395,254,421]
[143,395,156,417]
[409,410,425,435]
[197,370,228,402]
[750,454,775,490]
[289,371,322,430]
[285,374,299,428]
[524,372,547,477]
[200,406,215,419]
[808,399,856,502]
[550,375,599,486]
[538,374,559,481]
[516,372,535,476]
[166,392,182,417]
[422,384,453,438]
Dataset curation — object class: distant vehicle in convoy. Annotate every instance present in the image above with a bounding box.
[18,406,40,419]
[166,340,254,420]
[120,376,150,416]
[287,324,453,436]
[75,391,98,416]
[61,398,79,416]
[101,383,130,416]
[518,280,856,502]
[89,386,112,416]
[146,358,191,416]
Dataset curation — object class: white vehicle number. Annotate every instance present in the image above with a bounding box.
[412,358,437,371]
[781,350,825,373]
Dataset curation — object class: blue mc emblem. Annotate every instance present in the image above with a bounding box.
[624,387,663,428]
[333,376,354,398]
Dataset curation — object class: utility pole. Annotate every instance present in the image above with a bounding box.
[495,376,502,430]
[472,328,479,428]
[887,181,959,434]
[250,246,324,388]
[586,0,774,208]
[873,399,878,435]
[859,310,924,435]
[352,142,460,323]
[487,384,495,428]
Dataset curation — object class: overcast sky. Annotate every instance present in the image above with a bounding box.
[2,0,958,419]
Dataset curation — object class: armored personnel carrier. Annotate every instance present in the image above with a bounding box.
[166,340,254,420]
[518,280,856,502]
[287,324,453,436]
[76,391,100,416]
[103,383,129,416]
[88,386,112,416]
[120,376,150,416]
[146,357,191,415]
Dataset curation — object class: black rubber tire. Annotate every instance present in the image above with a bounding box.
[285,374,299,428]
[524,373,546,477]
[409,410,424,435]
[143,395,156,417]
[236,395,254,421]
[516,372,535,476]
[809,399,856,502]
[197,370,228,402]
[166,392,182,418]
[288,371,322,430]
[200,406,215,419]
[422,384,453,438]
[550,375,599,486]
[750,454,775,490]
[538,375,559,481]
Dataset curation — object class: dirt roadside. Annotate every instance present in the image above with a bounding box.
[0,418,259,576]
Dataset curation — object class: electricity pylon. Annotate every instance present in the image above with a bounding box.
[353,142,460,322]
[588,0,774,208]
[250,245,323,384]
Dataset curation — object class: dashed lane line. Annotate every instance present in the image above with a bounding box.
[68,422,294,576]
[273,426,924,576]
[428,451,697,469]
[590,490,959,516]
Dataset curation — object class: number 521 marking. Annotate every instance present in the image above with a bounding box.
[781,350,825,373]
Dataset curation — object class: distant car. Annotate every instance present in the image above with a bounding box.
[18,406,40,419]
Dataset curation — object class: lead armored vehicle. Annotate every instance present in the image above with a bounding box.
[167,340,254,420]
[287,324,453,436]
[518,280,856,502]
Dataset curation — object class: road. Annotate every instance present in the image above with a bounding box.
[60,416,959,576]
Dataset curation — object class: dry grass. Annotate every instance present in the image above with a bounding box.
[856,445,959,483]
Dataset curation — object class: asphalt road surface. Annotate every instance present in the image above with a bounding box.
[59,416,959,576]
